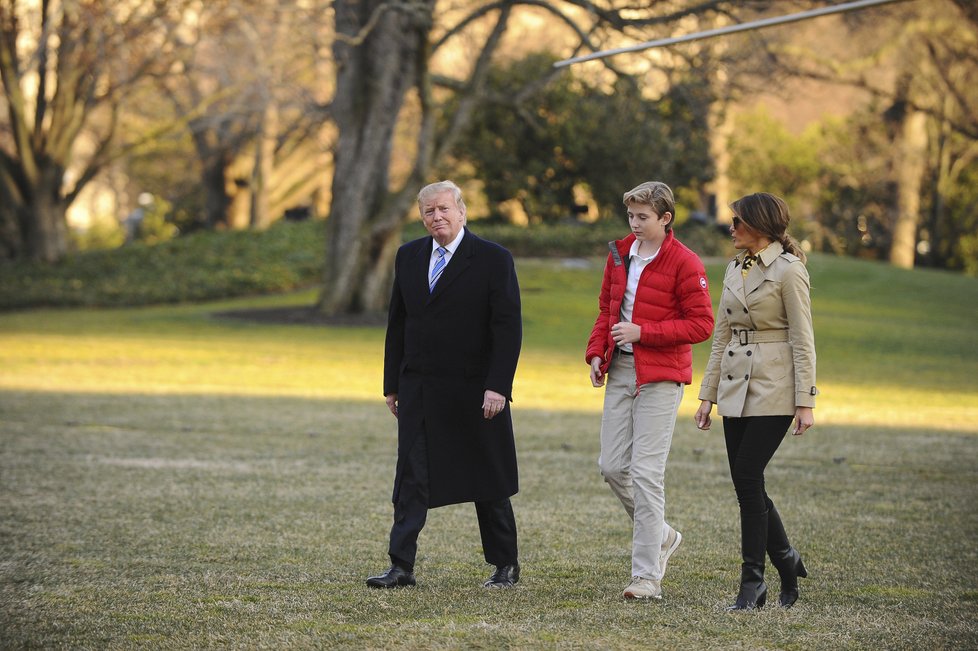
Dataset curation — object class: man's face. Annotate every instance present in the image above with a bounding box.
[421,190,465,246]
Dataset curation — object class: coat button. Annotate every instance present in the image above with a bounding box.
[744,375,749,380]
[746,351,752,356]
[743,308,748,313]
[728,351,734,356]
[726,308,732,314]
[727,374,733,380]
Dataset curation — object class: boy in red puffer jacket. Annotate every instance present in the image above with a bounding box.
[586,181,714,600]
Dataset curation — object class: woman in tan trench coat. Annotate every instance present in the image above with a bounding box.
[694,192,817,611]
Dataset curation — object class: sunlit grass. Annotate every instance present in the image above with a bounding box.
[3,256,976,428]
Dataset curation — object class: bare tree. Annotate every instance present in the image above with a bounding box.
[317,0,760,316]
[0,0,190,261]
[154,0,332,231]
[755,0,978,269]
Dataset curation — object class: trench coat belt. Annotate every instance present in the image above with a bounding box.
[733,328,789,345]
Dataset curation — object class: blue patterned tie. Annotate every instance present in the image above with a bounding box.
[429,246,447,292]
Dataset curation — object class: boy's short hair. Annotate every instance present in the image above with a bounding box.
[623,181,675,232]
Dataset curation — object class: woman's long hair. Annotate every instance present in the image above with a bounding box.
[730,192,806,263]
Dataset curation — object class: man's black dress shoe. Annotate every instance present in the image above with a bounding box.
[366,565,416,589]
[484,563,520,588]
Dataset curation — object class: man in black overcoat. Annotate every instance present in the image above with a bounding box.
[366,180,523,589]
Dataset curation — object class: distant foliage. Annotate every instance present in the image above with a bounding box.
[728,105,978,275]
[134,197,180,246]
[445,53,713,223]
[0,220,325,310]
[69,220,127,253]
[70,196,179,254]
[728,107,823,213]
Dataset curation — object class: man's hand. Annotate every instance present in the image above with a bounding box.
[386,393,398,418]
[589,357,605,387]
[482,389,507,420]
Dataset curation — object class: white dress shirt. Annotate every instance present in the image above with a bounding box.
[430,229,465,279]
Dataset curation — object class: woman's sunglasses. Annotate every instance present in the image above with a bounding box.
[732,216,745,229]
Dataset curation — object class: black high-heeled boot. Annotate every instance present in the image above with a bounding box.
[727,510,768,611]
[766,502,808,608]
[774,551,807,607]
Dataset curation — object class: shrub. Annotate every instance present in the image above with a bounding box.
[0,219,325,310]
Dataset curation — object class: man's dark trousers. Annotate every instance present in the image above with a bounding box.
[388,429,518,572]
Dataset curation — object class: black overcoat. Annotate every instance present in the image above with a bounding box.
[383,228,522,508]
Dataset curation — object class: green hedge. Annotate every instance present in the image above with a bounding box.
[0,220,325,310]
[0,218,731,310]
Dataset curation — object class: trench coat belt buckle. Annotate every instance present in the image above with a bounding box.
[735,328,789,345]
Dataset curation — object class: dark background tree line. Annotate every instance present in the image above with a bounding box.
[2,0,976,316]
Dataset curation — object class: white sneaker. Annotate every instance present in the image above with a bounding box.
[659,527,683,578]
[623,577,662,600]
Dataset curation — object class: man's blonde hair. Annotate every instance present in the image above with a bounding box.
[417,180,466,222]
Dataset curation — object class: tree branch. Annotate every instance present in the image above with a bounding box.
[33,0,51,145]
[335,0,433,46]
[0,2,39,183]
[432,2,512,164]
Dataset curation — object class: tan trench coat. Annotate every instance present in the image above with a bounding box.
[698,243,817,417]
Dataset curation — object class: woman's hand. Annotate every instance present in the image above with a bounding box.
[589,357,605,387]
[793,406,814,435]
[694,400,713,430]
[610,321,641,345]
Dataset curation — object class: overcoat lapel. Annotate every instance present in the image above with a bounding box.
[723,257,749,310]
[743,264,767,297]
[746,244,783,296]
[405,237,434,306]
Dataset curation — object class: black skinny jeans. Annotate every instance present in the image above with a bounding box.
[723,415,793,516]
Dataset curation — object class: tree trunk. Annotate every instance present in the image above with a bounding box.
[24,167,69,262]
[226,167,252,230]
[361,224,405,312]
[316,0,433,316]
[0,162,70,262]
[201,155,231,229]
[928,109,952,268]
[250,101,278,229]
[708,100,734,222]
[0,189,25,260]
[889,108,928,269]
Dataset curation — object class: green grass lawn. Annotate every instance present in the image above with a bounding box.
[1,254,977,649]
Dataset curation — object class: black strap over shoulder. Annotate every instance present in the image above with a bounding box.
[609,241,624,267]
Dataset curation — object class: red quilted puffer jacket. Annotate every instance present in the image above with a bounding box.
[586,231,715,386]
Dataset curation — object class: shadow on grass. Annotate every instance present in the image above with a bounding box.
[2,389,977,648]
